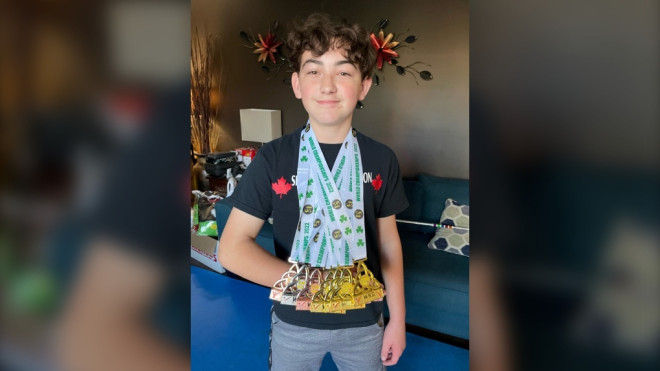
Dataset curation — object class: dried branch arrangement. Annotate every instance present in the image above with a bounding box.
[209,121,222,153]
[191,27,217,154]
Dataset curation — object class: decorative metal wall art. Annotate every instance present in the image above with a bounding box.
[240,18,433,108]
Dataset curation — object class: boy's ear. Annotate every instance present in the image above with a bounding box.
[291,72,302,99]
[359,77,373,101]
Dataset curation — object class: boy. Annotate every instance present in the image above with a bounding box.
[218,13,408,370]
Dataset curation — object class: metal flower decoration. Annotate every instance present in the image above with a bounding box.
[239,18,434,105]
[370,29,400,70]
[253,32,283,63]
[240,21,289,80]
[369,18,433,86]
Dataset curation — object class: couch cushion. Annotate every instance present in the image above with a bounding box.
[419,174,469,223]
[384,283,469,339]
[396,179,428,233]
[399,230,469,293]
[397,179,424,221]
[404,292,469,339]
[428,228,470,257]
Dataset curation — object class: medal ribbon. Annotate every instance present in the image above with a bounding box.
[291,122,366,267]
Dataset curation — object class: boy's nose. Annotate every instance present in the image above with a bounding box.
[320,75,337,93]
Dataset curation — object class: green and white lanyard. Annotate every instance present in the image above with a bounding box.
[291,122,366,268]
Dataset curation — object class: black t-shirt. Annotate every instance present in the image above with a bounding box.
[229,125,409,329]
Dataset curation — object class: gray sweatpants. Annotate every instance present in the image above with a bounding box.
[269,310,385,371]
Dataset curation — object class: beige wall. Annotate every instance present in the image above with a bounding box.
[192,0,468,179]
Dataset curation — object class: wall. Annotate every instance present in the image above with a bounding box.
[192,0,468,179]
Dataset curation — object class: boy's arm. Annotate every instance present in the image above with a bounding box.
[218,208,291,287]
[377,215,407,366]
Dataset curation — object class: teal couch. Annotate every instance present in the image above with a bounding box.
[393,174,469,341]
[214,173,469,341]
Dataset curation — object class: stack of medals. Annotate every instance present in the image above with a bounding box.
[269,259,385,313]
[270,123,385,313]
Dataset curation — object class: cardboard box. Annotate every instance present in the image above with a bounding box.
[191,231,225,273]
[235,147,257,166]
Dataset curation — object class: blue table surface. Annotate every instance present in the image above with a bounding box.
[191,266,272,370]
[191,266,468,370]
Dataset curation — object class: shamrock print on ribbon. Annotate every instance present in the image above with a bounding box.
[356,226,364,234]
[357,239,365,247]
[301,155,308,162]
[306,190,313,198]
[345,227,352,235]
[339,215,348,223]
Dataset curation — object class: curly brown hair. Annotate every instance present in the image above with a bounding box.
[287,13,376,80]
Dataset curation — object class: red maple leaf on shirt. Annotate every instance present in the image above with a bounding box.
[372,174,383,192]
[272,177,292,199]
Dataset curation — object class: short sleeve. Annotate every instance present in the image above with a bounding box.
[228,146,274,220]
[378,151,409,218]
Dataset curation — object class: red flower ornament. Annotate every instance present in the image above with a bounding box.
[370,29,400,70]
[253,33,283,64]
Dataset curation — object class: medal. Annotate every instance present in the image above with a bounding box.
[269,261,304,302]
[295,268,323,311]
[354,260,385,304]
[281,265,309,305]
[310,276,338,313]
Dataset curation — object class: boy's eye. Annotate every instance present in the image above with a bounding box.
[339,72,351,76]
[307,70,318,75]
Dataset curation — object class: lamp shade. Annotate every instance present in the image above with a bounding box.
[239,109,282,143]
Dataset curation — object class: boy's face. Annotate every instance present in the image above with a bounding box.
[291,47,372,132]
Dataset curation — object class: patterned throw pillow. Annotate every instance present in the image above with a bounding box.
[427,199,469,257]
[439,198,469,228]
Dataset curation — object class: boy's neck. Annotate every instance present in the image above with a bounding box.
[309,121,352,144]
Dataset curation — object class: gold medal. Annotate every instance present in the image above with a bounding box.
[310,278,335,313]
[320,268,351,312]
[353,260,386,305]
[334,268,358,310]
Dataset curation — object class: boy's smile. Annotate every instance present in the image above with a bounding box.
[292,48,372,141]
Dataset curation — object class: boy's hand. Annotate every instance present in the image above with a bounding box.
[381,320,406,366]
